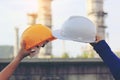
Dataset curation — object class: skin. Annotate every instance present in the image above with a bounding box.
[0,41,42,80]
[95,35,103,43]
[90,35,120,80]
[0,35,101,80]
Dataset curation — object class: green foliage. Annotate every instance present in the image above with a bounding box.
[78,51,95,58]
[50,54,54,58]
[80,52,89,58]
[115,51,120,58]
[61,52,69,58]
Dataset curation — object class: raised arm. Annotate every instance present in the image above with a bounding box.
[0,41,33,80]
[90,36,120,80]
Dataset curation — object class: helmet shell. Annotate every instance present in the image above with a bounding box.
[21,24,55,50]
[52,16,96,43]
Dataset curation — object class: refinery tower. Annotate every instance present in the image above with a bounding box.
[87,0,107,39]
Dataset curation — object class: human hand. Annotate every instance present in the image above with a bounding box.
[90,35,103,46]
[95,35,103,43]
[29,46,41,58]
[17,40,35,60]
[29,40,48,58]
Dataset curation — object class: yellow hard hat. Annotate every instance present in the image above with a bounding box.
[21,24,56,50]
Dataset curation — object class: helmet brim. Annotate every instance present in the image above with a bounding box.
[52,30,95,43]
[52,30,70,40]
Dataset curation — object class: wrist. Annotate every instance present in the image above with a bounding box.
[90,40,103,47]
[15,52,24,61]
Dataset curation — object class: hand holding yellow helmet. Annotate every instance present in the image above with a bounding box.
[21,24,56,50]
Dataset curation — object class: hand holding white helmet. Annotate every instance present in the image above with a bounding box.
[52,16,96,43]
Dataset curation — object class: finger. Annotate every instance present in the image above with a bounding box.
[29,52,36,58]
[30,50,35,53]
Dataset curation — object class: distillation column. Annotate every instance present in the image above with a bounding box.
[14,27,19,57]
[87,0,107,39]
[84,0,107,58]
[37,0,52,57]
[27,13,37,25]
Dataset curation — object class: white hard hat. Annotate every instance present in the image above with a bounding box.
[52,16,96,43]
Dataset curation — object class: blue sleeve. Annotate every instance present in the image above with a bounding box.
[93,40,120,80]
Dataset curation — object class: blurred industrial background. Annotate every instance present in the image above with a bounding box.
[0,0,118,80]
[0,0,110,58]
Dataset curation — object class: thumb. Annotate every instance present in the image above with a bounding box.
[20,40,26,49]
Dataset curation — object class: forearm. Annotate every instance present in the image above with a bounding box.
[0,39,32,80]
[92,40,120,80]
[0,54,23,80]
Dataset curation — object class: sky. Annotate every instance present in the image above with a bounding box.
[0,0,120,57]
